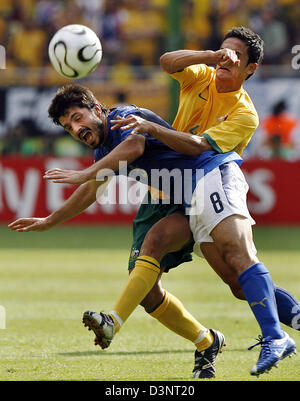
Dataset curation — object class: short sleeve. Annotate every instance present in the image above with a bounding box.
[201,111,259,154]
[168,64,214,89]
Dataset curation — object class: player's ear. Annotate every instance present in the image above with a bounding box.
[246,62,258,77]
[93,103,103,118]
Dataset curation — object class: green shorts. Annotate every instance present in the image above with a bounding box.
[128,192,194,272]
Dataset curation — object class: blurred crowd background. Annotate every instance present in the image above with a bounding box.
[0,0,300,160]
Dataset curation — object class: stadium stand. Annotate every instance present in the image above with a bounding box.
[0,0,299,158]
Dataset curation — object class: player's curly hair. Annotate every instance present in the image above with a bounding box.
[48,83,109,125]
[223,26,264,79]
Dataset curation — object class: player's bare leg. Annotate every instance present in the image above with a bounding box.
[201,241,300,329]
[200,242,245,299]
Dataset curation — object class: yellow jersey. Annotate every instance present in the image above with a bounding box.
[169,64,259,155]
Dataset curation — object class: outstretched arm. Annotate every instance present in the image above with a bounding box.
[8,178,110,232]
[111,115,212,156]
[160,48,240,74]
[43,134,146,185]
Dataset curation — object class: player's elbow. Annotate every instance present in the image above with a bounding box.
[160,52,176,73]
[159,52,168,68]
[189,136,213,156]
[183,147,203,157]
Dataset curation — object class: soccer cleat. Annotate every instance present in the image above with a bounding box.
[249,332,297,376]
[82,310,115,349]
[192,329,226,379]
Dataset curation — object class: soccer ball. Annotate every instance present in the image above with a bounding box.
[48,24,102,79]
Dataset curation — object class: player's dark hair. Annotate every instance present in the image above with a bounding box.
[48,84,109,125]
[223,26,264,80]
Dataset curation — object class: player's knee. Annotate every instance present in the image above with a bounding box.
[222,243,254,275]
[221,243,239,270]
[141,214,191,260]
[141,230,170,260]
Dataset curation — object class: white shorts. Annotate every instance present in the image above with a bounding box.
[189,162,256,258]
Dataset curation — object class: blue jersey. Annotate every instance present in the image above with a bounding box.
[94,105,242,208]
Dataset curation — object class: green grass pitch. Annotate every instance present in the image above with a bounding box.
[0,224,299,381]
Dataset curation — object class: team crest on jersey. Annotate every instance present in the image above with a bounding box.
[130,248,140,260]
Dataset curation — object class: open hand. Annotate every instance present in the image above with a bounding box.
[111,115,155,136]
[43,168,89,185]
[8,217,52,232]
